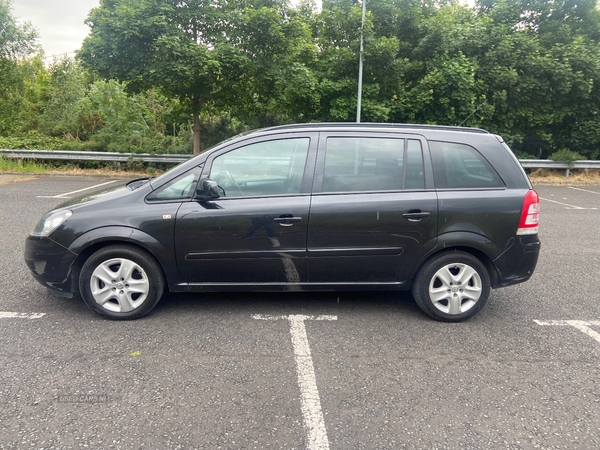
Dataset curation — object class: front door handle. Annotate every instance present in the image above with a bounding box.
[274,215,302,227]
[402,210,430,222]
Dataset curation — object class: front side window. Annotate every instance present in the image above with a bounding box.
[429,141,504,189]
[322,137,425,193]
[147,167,202,202]
[209,138,310,197]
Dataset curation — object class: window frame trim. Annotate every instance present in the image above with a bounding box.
[312,131,434,194]
[145,165,204,204]
[199,132,319,200]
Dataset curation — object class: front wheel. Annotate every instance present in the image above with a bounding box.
[412,251,491,322]
[79,245,165,320]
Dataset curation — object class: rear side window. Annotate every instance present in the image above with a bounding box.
[322,137,425,193]
[430,141,504,189]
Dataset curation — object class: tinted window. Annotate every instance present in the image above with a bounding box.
[430,141,504,189]
[209,138,310,197]
[147,167,202,201]
[322,138,425,193]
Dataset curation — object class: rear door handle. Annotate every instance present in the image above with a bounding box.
[402,210,430,222]
[274,215,302,226]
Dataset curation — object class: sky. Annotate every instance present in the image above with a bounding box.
[12,0,100,58]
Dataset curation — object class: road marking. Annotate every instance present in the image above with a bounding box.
[253,314,337,450]
[539,197,597,210]
[37,180,118,199]
[0,312,46,319]
[534,320,600,344]
[568,186,600,195]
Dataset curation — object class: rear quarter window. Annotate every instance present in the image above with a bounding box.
[429,141,505,189]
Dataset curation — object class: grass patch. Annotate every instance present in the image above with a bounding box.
[0,157,47,173]
[529,168,600,185]
[0,156,164,177]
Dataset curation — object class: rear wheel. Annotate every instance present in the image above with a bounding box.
[79,245,165,320]
[412,251,490,322]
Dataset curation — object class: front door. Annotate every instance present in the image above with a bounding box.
[175,134,317,285]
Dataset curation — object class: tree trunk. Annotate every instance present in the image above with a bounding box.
[192,95,201,155]
[193,110,201,155]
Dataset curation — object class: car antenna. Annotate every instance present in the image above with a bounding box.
[458,99,488,127]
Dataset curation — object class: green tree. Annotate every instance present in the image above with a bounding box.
[474,0,600,158]
[37,57,89,138]
[311,0,482,124]
[79,0,322,152]
[0,0,37,59]
[381,2,487,126]
[224,4,319,127]
[310,0,366,121]
[0,0,38,135]
[79,0,224,154]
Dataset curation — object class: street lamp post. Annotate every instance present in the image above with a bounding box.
[356,0,366,123]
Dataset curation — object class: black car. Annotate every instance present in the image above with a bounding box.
[25,123,540,321]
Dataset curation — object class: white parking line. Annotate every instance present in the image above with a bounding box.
[534,320,600,344]
[0,312,46,319]
[253,314,337,450]
[37,180,118,199]
[568,186,600,195]
[539,197,597,210]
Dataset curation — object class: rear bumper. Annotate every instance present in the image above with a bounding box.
[493,237,540,288]
[24,235,78,295]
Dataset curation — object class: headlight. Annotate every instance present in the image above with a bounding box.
[31,210,73,237]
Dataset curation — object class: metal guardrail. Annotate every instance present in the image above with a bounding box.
[519,159,600,169]
[0,149,190,164]
[519,159,600,177]
[1,150,600,176]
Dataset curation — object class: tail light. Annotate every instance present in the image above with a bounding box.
[517,190,540,235]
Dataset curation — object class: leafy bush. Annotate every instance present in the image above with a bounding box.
[549,149,586,164]
[0,131,84,150]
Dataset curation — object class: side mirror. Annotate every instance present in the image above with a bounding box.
[195,179,220,201]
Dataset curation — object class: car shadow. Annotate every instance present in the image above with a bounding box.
[152,290,422,320]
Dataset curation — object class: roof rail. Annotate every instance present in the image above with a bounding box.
[261,122,490,134]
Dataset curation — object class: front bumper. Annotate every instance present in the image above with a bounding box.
[24,235,78,296]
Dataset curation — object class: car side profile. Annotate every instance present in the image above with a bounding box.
[25,123,540,321]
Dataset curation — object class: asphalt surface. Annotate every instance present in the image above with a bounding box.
[1,174,599,449]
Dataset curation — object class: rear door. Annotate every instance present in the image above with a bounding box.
[307,132,438,284]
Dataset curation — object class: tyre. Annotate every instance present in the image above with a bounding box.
[412,251,490,322]
[79,245,165,320]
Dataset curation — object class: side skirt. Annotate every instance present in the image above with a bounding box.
[171,281,410,293]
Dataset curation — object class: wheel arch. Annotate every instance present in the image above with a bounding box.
[409,232,501,289]
[67,227,176,294]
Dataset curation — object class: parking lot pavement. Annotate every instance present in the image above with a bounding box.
[1,175,599,449]
[536,185,600,210]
